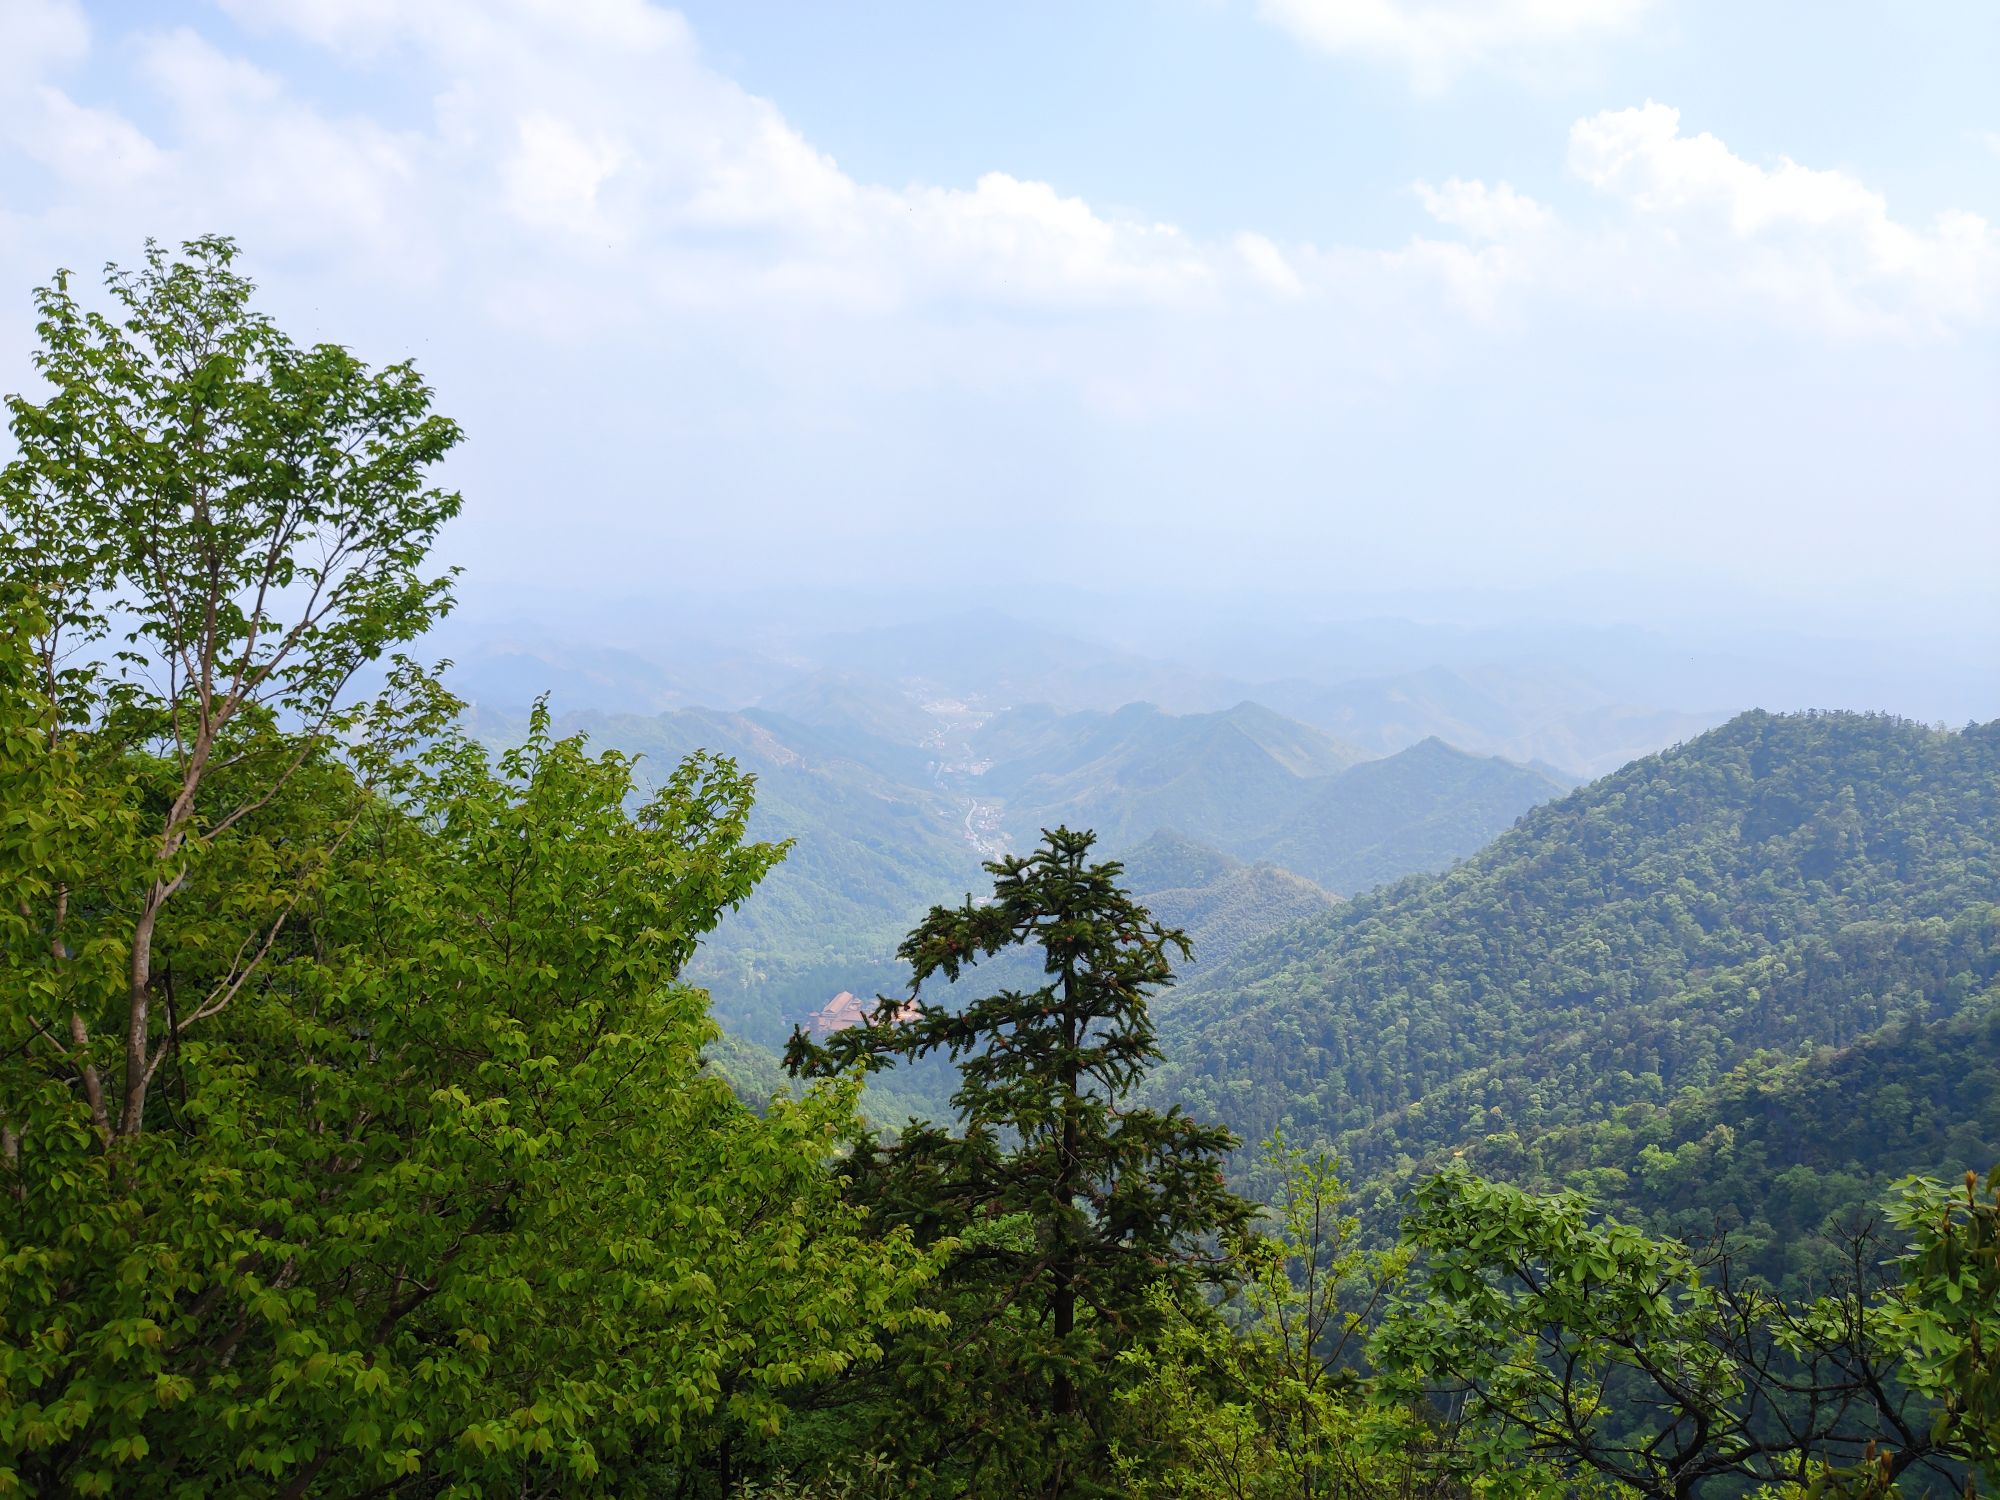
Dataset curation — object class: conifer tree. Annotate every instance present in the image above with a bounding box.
[789,826,1253,1497]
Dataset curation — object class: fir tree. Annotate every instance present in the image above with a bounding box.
[789,826,1254,1497]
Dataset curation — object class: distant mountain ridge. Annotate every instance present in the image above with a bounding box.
[1273,664,1722,777]
[806,609,1253,715]
[476,690,1569,1046]
[755,671,943,748]
[1242,735,1569,894]
[432,608,1738,780]
[967,703,1563,894]
[1116,831,1340,977]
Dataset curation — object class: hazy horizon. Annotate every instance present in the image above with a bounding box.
[4,0,1997,661]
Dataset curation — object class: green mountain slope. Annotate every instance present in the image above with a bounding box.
[1247,736,1570,892]
[1117,831,1340,976]
[1154,711,2000,1189]
[1470,915,2000,1292]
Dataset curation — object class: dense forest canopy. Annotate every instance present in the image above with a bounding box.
[1153,712,2000,1203]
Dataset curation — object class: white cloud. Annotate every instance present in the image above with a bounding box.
[501,112,631,240]
[1357,104,2000,337]
[196,0,1214,321]
[133,28,426,269]
[0,0,153,186]
[0,0,1991,384]
[1235,232,1306,297]
[1565,102,1997,332]
[6,85,165,191]
[894,174,1211,308]
[0,0,88,84]
[1413,177,1553,241]
[1389,238,1527,321]
[1257,0,1655,91]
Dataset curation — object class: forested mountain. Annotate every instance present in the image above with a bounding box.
[1155,710,2000,1226]
[484,694,1565,1043]
[1115,831,1340,976]
[1242,735,1571,893]
[1463,923,2000,1292]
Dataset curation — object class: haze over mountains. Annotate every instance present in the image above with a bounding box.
[442,599,1995,1062]
[430,583,1996,753]
[472,690,1560,1048]
[440,607,1727,776]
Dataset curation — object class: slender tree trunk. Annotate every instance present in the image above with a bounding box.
[121,741,208,1140]
[1,1121,19,1201]
[1053,956,1078,1422]
[69,1012,111,1143]
[120,883,168,1138]
[42,884,111,1144]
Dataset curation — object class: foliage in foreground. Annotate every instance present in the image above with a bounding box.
[0,239,937,1496]
[1373,1168,1996,1498]
[1112,1137,1464,1500]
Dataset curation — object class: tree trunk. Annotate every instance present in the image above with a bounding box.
[119,883,167,1138]
[1053,957,1078,1422]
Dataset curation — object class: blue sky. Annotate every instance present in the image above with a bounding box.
[2,0,1996,640]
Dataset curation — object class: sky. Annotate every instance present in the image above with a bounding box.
[1,0,1996,648]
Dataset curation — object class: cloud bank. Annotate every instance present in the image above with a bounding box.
[2,0,1988,353]
[0,0,1992,607]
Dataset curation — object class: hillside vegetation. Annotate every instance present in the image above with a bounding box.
[1106,830,1341,976]
[1468,936,2000,1290]
[1156,710,2000,1220]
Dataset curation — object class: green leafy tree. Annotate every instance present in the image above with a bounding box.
[1887,1166,2000,1485]
[1371,1169,1961,1499]
[0,241,940,1496]
[2,234,462,1144]
[1113,1135,1459,1500]
[789,826,1254,1497]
